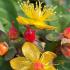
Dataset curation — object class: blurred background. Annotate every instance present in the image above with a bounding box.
[0,0,70,70]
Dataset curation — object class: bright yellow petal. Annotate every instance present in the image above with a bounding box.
[10,57,31,70]
[16,16,35,25]
[20,1,56,21]
[44,65,56,70]
[16,16,29,25]
[22,42,41,61]
[40,51,56,65]
[33,21,56,30]
[17,16,56,30]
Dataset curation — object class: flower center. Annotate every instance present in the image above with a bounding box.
[33,61,44,70]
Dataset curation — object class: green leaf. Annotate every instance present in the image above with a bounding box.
[0,30,9,42]
[55,55,70,70]
[46,31,60,41]
[0,57,4,66]
[0,23,5,32]
[0,0,19,32]
[0,57,12,70]
[1,61,12,70]
[44,31,61,51]
[4,47,16,61]
[44,40,60,51]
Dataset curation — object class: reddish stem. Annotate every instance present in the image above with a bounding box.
[25,25,30,29]
[12,20,14,26]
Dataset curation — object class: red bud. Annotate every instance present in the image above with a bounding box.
[24,27,36,42]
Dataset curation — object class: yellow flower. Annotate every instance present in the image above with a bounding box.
[10,42,56,70]
[17,1,56,30]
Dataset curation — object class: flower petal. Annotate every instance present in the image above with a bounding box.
[10,57,31,70]
[16,16,29,25]
[16,16,34,25]
[16,16,56,30]
[40,51,56,65]
[20,1,56,22]
[22,42,41,61]
[44,65,56,70]
[33,21,56,30]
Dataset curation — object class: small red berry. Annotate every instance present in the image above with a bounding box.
[8,21,18,40]
[24,27,36,42]
[63,27,70,39]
